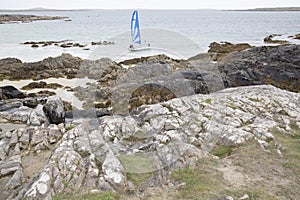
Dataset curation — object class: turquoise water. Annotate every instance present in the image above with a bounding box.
[0,9,300,61]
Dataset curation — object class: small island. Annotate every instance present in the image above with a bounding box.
[0,14,69,24]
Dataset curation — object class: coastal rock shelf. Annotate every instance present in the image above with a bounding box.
[0,14,68,24]
[0,85,299,199]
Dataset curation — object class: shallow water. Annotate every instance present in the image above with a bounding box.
[0,10,299,61]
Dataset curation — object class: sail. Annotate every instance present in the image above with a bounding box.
[131,10,142,44]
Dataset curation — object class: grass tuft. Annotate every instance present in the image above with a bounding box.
[53,191,120,200]
[211,145,234,158]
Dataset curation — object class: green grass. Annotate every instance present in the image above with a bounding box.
[126,172,154,188]
[171,157,277,200]
[171,158,225,200]
[211,145,234,158]
[228,189,277,200]
[271,124,300,176]
[53,191,119,200]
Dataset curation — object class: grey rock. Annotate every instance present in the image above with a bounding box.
[0,101,22,112]
[27,104,49,126]
[5,168,23,190]
[102,151,126,188]
[43,96,65,124]
[0,155,22,177]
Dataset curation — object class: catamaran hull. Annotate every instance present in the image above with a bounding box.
[129,47,152,52]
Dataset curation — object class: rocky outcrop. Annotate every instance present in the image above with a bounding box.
[208,42,252,54]
[22,41,87,49]
[207,42,252,60]
[91,41,115,46]
[21,81,63,90]
[0,85,299,199]
[293,33,300,40]
[78,58,123,80]
[217,44,300,92]
[0,14,68,24]
[1,44,298,114]
[75,55,209,113]
[0,53,83,81]
[0,86,26,100]
[264,34,289,44]
[0,96,67,125]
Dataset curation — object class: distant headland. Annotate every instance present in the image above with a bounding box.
[231,7,300,11]
[0,14,69,24]
[0,7,89,12]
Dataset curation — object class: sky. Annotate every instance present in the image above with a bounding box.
[1,0,300,10]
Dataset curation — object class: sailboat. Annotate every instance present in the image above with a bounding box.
[129,10,151,51]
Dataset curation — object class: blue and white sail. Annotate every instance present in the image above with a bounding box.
[131,10,142,44]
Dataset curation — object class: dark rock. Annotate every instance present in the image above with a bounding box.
[208,42,252,60]
[294,33,300,40]
[218,44,300,92]
[34,90,56,97]
[60,43,72,48]
[22,98,38,108]
[0,53,83,80]
[0,86,26,100]
[43,96,65,124]
[264,34,289,44]
[21,81,63,90]
[91,41,114,46]
[289,33,300,40]
[31,44,39,48]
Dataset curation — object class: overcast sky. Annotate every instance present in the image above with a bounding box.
[1,0,300,10]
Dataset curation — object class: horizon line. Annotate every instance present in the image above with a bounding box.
[1,6,300,11]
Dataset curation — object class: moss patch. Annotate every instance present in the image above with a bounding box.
[204,98,212,104]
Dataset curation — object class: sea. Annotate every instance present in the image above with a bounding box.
[0,9,300,61]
